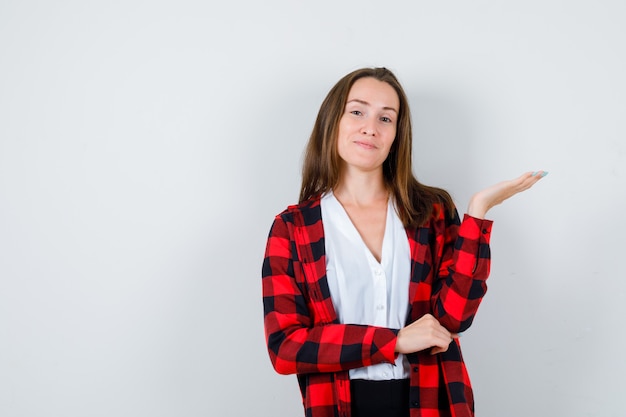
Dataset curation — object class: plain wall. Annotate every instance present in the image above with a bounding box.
[1,1,624,416]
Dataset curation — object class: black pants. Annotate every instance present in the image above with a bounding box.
[350,379,410,417]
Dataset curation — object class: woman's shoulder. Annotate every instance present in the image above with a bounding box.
[414,200,460,232]
[274,195,323,224]
[267,196,324,242]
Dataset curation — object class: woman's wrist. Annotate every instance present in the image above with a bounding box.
[467,196,489,219]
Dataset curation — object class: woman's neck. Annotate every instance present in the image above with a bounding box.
[333,170,388,207]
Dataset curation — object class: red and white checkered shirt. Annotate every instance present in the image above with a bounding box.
[262,196,493,417]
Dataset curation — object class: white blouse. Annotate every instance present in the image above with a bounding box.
[321,191,411,380]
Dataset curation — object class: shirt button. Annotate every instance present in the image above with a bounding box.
[375,269,382,276]
[377,305,384,310]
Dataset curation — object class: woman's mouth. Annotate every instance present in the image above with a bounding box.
[354,140,376,149]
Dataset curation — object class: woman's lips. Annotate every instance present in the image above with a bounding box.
[354,140,376,149]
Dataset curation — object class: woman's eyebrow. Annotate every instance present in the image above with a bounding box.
[346,99,398,114]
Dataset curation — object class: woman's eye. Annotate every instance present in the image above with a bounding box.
[350,110,362,116]
[380,116,392,123]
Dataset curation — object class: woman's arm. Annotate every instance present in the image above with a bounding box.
[430,171,547,334]
[430,209,492,334]
[262,214,398,375]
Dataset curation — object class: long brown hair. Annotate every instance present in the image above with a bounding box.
[299,67,454,228]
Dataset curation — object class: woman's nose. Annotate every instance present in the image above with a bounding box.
[361,119,376,136]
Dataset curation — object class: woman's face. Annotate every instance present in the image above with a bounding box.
[336,77,399,175]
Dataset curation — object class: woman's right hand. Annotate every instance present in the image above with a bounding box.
[395,314,457,355]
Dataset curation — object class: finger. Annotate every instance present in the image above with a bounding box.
[515,171,547,192]
[522,171,548,188]
[432,326,452,341]
[430,346,445,355]
[528,171,548,182]
[430,336,455,355]
[519,171,547,182]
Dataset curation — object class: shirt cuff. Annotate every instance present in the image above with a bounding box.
[459,214,493,243]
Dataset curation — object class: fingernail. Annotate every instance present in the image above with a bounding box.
[540,171,549,177]
[531,171,538,176]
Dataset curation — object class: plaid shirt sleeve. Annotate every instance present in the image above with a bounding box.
[430,207,493,333]
[262,208,399,376]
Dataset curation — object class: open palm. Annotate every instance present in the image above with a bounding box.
[468,171,547,218]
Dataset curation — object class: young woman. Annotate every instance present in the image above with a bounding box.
[262,67,545,417]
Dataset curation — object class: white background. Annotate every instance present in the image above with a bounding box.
[1,1,625,416]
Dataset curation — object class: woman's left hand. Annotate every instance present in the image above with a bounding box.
[467,171,547,219]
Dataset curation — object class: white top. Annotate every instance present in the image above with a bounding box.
[321,191,411,380]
